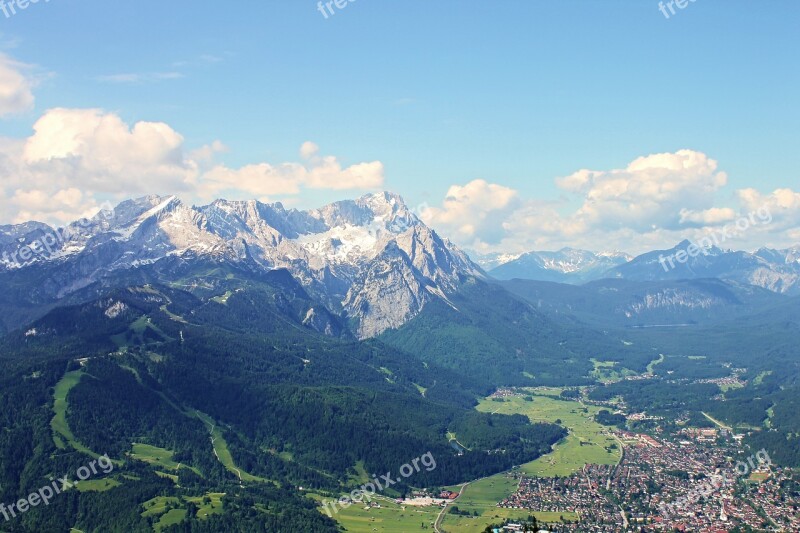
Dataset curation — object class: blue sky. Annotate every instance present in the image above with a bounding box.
[1,1,798,253]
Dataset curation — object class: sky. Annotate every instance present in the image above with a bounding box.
[0,0,798,255]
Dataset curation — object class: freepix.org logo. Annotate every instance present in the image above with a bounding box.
[1,0,52,19]
[658,205,772,273]
[658,0,699,20]
[316,0,359,20]
[320,452,437,517]
[1,455,114,523]
[1,202,114,269]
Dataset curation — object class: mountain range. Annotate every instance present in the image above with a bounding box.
[486,241,800,295]
[0,192,481,338]
[486,248,632,283]
[3,193,799,341]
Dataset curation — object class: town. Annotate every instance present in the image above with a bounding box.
[496,428,800,531]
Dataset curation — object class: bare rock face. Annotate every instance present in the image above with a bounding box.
[1,192,484,338]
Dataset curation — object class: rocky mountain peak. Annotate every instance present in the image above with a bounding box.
[0,192,483,338]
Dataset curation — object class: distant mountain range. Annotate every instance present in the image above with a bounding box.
[485,248,632,283]
[484,241,800,295]
[497,277,786,329]
[608,240,800,294]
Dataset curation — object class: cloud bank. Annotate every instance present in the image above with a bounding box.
[422,150,800,255]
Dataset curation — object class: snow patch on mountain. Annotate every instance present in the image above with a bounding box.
[1,192,483,338]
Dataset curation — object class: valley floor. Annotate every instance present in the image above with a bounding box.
[323,387,614,532]
[325,386,800,533]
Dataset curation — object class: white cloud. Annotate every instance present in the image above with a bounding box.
[189,140,228,164]
[0,53,35,117]
[423,151,800,255]
[738,187,800,212]
[304,157,384,191]
[300,141,319,159]
[560,149,728,232]
[0,107,385,224]
[19,108,194,195]
[736,187,800,233]
[679,207,737,226]
[194,141,384,200]
[8,187,105,225]
[199,163,303,199]
[421,180,520,244]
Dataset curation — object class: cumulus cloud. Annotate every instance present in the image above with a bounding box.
[195,142,384,200]
[679,207,737,226]
[736,188,800,233]
[199,163,303,199]
[20,108,193,195]
[561,149,728,232]
[0,53,35,117]
[423,150,800,255]
[0,107,385,224]
[421,180,520,244]
[8,187,104,224]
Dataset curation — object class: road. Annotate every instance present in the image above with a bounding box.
[433,481,469,533]
[201,418,244,487]
[433,468,516,533]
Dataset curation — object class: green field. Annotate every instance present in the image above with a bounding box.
[142,492,225,530]
[111,315,173,350]
[51,370,103,458]
[156,471,179,484]
[314,495,441,533]
[720,381,745,392]
[160,304,188,323]
[753,370,773,386]
[702,411,732,430]
[131,443,181,469]
[210,290,233,304]
[526,386,566,397]
[646,354,665,374]
[477,393,621,477]
[130,443,202,476]
[155,508,187,532]
[436,390,619,531]
[443,507,577,532]
[142,496,182,518]
[185,492,226,519]
[75,477,122,492]
[591,359,637,383]
[191,410,266,483]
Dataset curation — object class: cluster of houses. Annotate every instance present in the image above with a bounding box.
[495,429,798,531]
